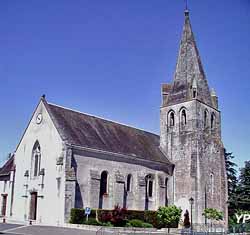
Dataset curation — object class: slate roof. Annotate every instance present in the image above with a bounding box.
[45,101,172,166]
[0,155,14,179]
[166,10,213,107]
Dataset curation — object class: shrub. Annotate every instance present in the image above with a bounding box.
[202,208,223,221]
[142,222,154,228]
[110,205,128,227]
[126,219,153,228]
[83,218,102,226]
[128,219,144,227]
[126,210,145,221]
[102,221,114,227]
[69,208,96,224]
[70,208,85,224]
[70,208,158,228]
[157,205,182,229]
[99,210,112,223]
[144,210,158,228]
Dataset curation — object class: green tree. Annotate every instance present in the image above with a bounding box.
[203,208,223,230]
[224,149,238,212]
[238,161,250,210]
[157,205,182,232]
[202,208,223,221]
[224,149,238,195]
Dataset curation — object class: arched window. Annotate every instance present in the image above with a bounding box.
[145,174,154,198]
[210,173,214,195]
[32,141,41,177]
[181,109,187,125]
[165,178,168,206]
[169,112,175,127]
[192,78,197,99]
[127,174,132,192]
[211,113,215,129]
[193,88,197,98]
[204,110,208,128]
[100,171,108,196]
[148,181,153,197]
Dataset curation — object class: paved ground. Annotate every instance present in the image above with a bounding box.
[0,224,97,235]
[0,223,166,235]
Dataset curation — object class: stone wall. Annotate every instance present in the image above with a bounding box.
[160,99,227,225]
[70,149,170,212]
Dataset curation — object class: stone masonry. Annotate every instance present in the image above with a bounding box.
[160,10,228,226]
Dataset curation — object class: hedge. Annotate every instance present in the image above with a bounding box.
[69,208,96,224]
[69,208,179,228]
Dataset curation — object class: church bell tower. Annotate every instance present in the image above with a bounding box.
[160,10,228,225]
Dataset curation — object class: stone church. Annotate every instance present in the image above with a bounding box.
[0,10,227,226]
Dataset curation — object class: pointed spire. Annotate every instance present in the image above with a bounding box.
[166,10,213,107]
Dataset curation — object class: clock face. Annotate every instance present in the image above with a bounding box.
[36,113,43,124]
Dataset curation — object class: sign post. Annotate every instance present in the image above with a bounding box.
[85,207,91,222]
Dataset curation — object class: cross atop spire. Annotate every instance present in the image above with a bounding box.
[185,0,188,12]
[165,9,213,107]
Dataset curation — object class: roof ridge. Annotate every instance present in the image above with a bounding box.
[47,102,159,137]
[0,155,14,167]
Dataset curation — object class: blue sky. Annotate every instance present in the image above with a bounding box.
[0,0,249,171]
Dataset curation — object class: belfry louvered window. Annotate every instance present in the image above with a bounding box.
[204,110,208,128]
[181,109,187,125]
[169,112,175,127]
[211,113,215,129]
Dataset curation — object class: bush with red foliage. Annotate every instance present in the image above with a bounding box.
[110,205,128,227]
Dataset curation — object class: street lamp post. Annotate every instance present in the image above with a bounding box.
[189,197,194,233]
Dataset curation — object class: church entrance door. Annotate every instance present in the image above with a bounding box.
[29,192,37,220]
[1,195,7,216]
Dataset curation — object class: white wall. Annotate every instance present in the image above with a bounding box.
[0,178,12,217]
[11,101,65,225]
